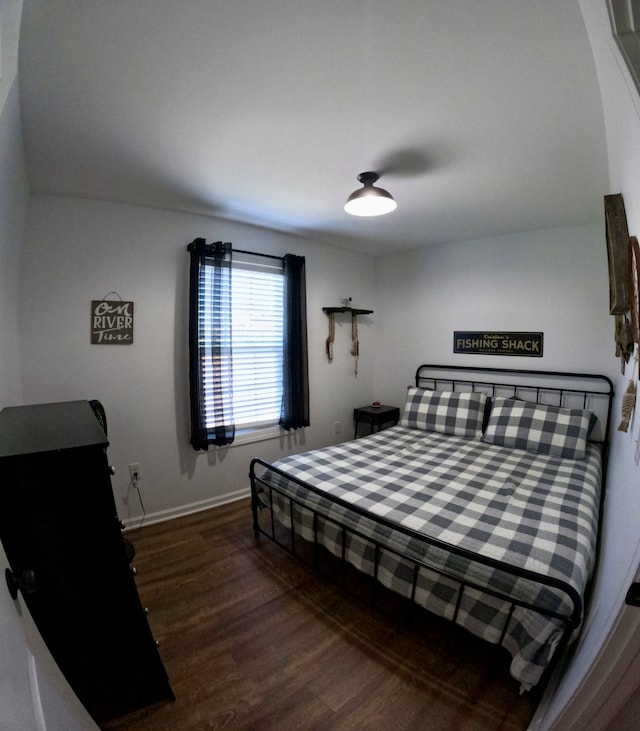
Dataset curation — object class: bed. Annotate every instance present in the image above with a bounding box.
[249,365,613,690]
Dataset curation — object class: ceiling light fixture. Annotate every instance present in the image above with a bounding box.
[344,171,397,217]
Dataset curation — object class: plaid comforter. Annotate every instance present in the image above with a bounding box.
[254,425,603,689]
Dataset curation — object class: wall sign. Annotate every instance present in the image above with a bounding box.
[605,193,630,315]
[453,331,543,357]
[91,300,134,344]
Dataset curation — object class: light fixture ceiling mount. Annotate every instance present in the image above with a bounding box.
[344,171,397,217]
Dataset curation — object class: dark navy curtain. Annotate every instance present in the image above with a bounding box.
[188,238,235,449]
[279,254,310,430]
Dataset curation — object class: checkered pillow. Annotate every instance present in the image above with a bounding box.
[400,388,488,437]
[482,397,593,459]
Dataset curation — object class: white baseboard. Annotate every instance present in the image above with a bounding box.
[123,486,251,531]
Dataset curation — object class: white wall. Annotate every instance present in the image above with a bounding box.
[373,223,614,407]
[20,195,376,523]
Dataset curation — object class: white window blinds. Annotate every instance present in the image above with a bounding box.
[230,256,284,431]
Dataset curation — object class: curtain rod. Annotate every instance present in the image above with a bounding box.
[187,239,284,262]
[234,248,284,262]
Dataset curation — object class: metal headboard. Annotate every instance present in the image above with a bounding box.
[414,364,614,450]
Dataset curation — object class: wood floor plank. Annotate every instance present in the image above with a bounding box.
[101,498,538,730]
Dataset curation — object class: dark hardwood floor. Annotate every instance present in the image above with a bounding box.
[102,498,539,730]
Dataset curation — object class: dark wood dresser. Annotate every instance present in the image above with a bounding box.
[0,400,174,724]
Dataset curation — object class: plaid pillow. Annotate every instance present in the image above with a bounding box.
[482,397,593,459]
[400,388,488,437]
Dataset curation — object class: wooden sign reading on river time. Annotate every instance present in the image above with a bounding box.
[91,300,134,344]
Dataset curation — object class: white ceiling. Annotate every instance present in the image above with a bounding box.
[17,0,609,256]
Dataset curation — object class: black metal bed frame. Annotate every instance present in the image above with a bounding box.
[249,364,614,685]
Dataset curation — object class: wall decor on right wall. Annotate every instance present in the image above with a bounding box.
[604,194,637,373]
[629,235,640,346]
[615,316,634,372]
[618,379,637,432]
[605,193,630,315]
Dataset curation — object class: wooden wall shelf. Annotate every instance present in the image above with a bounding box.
[323,306,372,374]
[323,307,373,315]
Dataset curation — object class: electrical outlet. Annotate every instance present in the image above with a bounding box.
[129,463,141,482]
[334,421,341,434]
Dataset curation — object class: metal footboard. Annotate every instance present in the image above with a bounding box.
[250,457,583,670]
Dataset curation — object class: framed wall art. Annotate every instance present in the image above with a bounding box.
[91,295,134,344]
[630,235,640,345]
[605,193,630,315]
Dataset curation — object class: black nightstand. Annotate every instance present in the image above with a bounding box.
[353,405,400,438]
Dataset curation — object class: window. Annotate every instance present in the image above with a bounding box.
[230,255,284,436]
[188,239,309,450]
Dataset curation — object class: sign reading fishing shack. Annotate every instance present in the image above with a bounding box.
[91,300,134,344]
[453,331,543,357]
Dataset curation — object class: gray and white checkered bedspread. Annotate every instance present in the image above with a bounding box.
[255,425,603,689]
